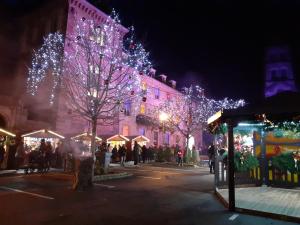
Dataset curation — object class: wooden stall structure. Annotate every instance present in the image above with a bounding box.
[21,129,65,151]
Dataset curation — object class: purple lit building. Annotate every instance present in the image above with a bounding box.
[264,46,298,98]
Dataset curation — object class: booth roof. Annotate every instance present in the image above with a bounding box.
[127,135,150,143]
[209,91,300,124]
[71,132,102,141]
[21,129,65,139]
[0,128,16,137]
[106,134,130,142]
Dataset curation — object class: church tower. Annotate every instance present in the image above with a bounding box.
[264,46,297,97]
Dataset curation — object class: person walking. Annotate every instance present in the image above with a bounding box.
[177,149,183,166]
[0,143,5,169]
[15,141,25,169]
[133,141,140,166]
[119,144,126,166]
[141,145,147,163]
[45,141,52,172]
[208,144,215,173]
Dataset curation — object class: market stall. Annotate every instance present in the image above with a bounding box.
[21,129,65,151]
[208,91,300,219]
[128,135,150,148]
[71,132,102,152]
[0,128,16,169]
[106,134,129,149]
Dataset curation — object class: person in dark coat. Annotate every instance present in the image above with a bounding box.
[44,141,52,171]
[133,141,140,165]
[118,144,126,166]
[208,144,215,173]
[0,144,4,169]
[111,146,118,163]
[141,145,147,163]
[15,141,25,169]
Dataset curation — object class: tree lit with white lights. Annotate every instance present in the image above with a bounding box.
[159,85,245,153]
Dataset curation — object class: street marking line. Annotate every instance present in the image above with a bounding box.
[229,214,239,221]
[121,168,180,175]
[93,183,115,189]
[0,186,54,200]
[137,176,161,180]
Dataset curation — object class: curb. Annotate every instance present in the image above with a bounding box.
[0,170,17,177]
[94,172,133,181]
[215,189,300,223]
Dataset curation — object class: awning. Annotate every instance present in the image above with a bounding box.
[129,135,150,143]
[107,134,129,142]
[21,129,65,139]
[0,128,16,137]
[71,132,102,142]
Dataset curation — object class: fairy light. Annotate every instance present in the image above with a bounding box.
[27,32,64,105]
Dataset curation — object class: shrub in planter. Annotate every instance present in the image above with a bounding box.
[272,151,296,173]
[223,151,259,172]
[164,147,173,162]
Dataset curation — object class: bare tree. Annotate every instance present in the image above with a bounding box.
[27,12,151,179]
[63,13,150,176]
[159,85,245,156]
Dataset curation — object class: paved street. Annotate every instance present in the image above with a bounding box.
[0,165,298,225]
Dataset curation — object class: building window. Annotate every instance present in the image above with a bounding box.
[153,131,158,146]
[139,128,146,136]
[122,125,129,136]
[271,70,277,79]
[141,82,147,91]
[280,69,287,79]
[164,132,170,146]
[140,104,146,114]
[166,93,171,100]
[154,88,160,99]
[124,100,131,116]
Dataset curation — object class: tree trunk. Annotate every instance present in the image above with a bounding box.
[186,133,190,163]
[90,117,97,181]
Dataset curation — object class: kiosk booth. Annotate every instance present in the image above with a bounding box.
[106,134,129,149]
[128,135,150,148]
[71,132,102,152]
[21,129,65,151]
[0,128,16,169]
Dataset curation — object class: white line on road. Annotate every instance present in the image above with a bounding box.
[0,186,54,200]
[120,168,180,175]
[229,214,239,221]
[93,183,115,189]
[137,176,161,180]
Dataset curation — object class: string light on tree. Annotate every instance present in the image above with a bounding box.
[27,32,64,104]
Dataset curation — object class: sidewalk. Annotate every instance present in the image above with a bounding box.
[0,170,16,176]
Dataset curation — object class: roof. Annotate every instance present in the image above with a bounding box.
[0,128,16,137]
[21,129,65,139]
[127,135,150,143]
[208,91,300,125]
[106,134,129,142]
[71,132,102,141]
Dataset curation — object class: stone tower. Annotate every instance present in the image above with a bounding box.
[264,46,297,97]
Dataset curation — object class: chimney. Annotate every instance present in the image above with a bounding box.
[169,80,176,88]
[149,68,156,77]
[159,74,167,83]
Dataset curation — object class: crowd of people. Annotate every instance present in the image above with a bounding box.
[0,138,71,173]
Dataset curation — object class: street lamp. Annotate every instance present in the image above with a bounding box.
[159,112,169,133]
[159,112,168,122]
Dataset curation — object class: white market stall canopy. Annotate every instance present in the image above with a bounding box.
[21,129,65,139]
[71,132,102,142]
[130,135,150,143]
[0,128,16,137]
[107,134,130,142]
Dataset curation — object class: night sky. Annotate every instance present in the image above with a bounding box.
[3,0,300,103]
[104,0,300,103]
